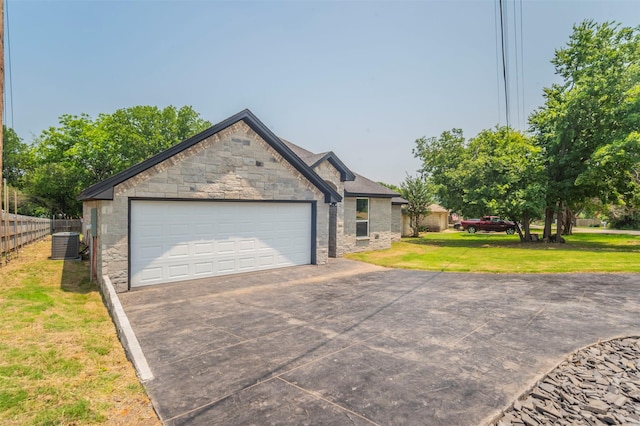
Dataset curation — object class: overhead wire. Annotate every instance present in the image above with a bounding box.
[494,0,502,126]
[519,0,525,131]
[498,0,510,129]
[512,0,521,130]
[5,0,13,129]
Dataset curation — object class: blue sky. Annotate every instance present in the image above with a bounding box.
[7,0,640,185]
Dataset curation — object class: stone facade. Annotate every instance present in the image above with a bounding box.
[391,204,403,241]
[343,197,394,253]
[311,160,347,256]
[87,121,328,292]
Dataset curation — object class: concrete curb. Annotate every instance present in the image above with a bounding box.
[102,275,154,382]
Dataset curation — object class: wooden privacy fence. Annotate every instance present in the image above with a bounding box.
[0,211,51,259]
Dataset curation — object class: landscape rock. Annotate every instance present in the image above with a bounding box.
[490,337,640,426]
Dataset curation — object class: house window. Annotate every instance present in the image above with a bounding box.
[356,198,369,238]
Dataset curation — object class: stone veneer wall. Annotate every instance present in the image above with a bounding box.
[82,200,103,279]
[89,121,328,292]
[391,204,403,241]
[343,197,393,253]
[311,160,346,256]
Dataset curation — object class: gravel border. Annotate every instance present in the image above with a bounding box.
[489,337,640,426]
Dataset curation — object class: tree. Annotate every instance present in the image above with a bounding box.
[459,127,545,240]
[413,129,467,215]
[414,126,545,241]
[26,105,211,216]
[530,20,640,238]
[2,126,29,187]
[399,174,433,237]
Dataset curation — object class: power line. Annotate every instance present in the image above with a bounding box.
[519,0,525,130]
[5,0,12,129]
[494,0,502,126]
[499,0,510,129]
[512,0,521,130]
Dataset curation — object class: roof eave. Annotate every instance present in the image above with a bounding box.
[309,152,356,182]
[78,109,342,204]
[344,192,397,198]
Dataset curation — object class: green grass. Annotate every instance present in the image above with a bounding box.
[0,238,159,425]
[345,231,640,273]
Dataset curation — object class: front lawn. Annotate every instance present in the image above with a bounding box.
[345,231,640,273]
[0,238,159,425]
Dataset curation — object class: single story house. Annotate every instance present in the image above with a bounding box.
[400,203,449,236]
[79,109,400,292]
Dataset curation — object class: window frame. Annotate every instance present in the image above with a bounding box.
[356,197,369,238]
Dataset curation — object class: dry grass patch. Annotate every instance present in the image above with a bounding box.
[0,237,159,425]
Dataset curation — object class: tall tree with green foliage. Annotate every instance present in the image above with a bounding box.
[26,105,211,216]
[459,127,545,240]
[2,126,29,187]
[400,174,433,237]
[414,127,545,241]
[530,20,640,238]
[413,129,467,215]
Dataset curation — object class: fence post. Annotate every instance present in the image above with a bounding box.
[13,191,17,257]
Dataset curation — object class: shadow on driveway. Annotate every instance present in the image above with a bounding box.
[118,259,640,425]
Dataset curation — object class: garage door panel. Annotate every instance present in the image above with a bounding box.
[141,267,163,282]
[139,244,164,260]
[168,264,190,279]
[194,262,214,275]
[131,201,312,288]
[168,223,189,236]
[194,242,214,255]
[195,223,214,235]
[217,259,236,273]
[238,239,256,252]
[217,241,236,254]
[167,244,190,258]
[238,257,256,269]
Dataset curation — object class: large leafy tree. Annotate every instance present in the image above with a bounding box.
[530,20,640,237]
[414,127,544,241]
[26,105,211,216]
[2,126,29,187]
[459,127,545,240]
[413,129,467,215]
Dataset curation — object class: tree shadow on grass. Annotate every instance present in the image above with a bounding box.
[61,258,98,294]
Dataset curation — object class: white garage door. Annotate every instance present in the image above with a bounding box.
[130,200,312,288]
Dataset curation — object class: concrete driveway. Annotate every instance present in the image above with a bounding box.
[118,260,640,425]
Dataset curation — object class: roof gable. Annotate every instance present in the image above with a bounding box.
[281,140,355,182]
[78,109,342,204]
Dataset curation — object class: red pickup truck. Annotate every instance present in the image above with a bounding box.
[458,216,517,234]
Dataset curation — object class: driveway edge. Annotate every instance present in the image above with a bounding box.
[101,275,154,382]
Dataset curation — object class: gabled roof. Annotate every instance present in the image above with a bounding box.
[344,173,399,198]
[281,140,398,199]
[78,109,342,204]
[281,140,355,182]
